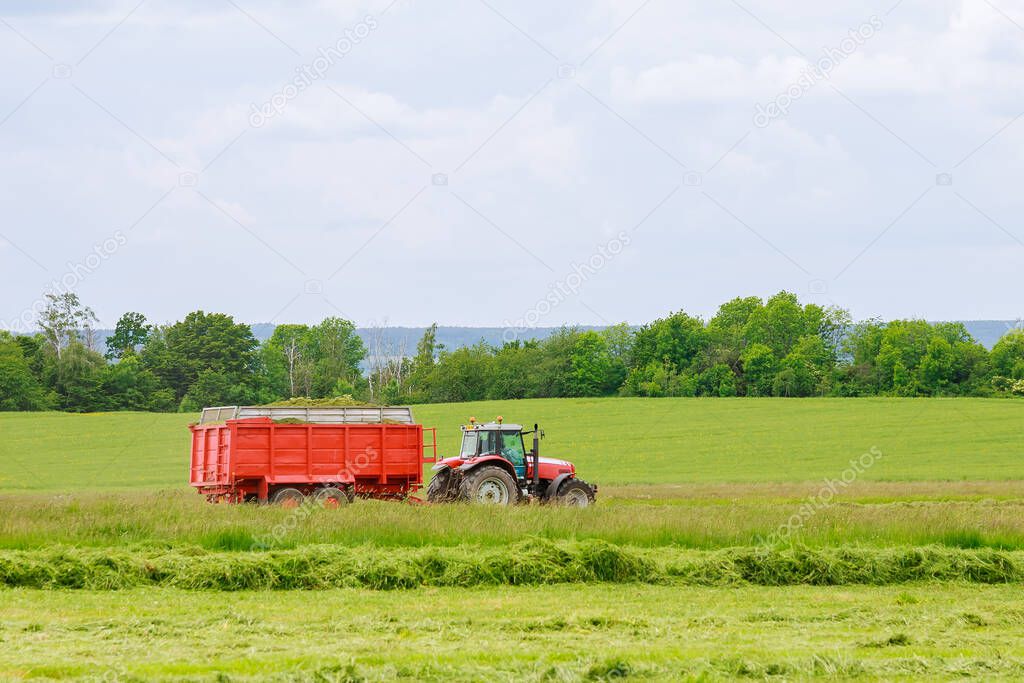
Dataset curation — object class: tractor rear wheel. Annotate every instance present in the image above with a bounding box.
[427,468,459,503]
[460,466,518,506]
[270,487,306,508]
[555,479,595,507]
[313,486,352,508]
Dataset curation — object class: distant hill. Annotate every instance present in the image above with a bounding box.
[330,322,1021,353]
[63,321,1024,359]
[251,324,605,350]
[952,320,1021,349]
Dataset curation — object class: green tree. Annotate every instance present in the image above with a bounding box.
[406,323,442,401]
[991,331,1024,380]
[743,292,807,357]
[260,324,313,398]
[917,337,957,395]
[698,363,737,397]
[145,311,258,402]
[0,332,54,410]
[424,343,492,403]
[841,320,989,397]
[105,312,151,360]
[837,320,886,395]
[414,323,440,367]
[813,305,852,363]
[179,369,252,412]
[892,360,916,396]
[937,326,989,396]
[101,354,169,410]
[36,292,98,361]
[622,361,697,397]
[43,341,108,412]
[529,328,579,398]
[623,362,668,397]
[874,321,934,394]
[380,378,402,406]
[740,343,777,396]
[307,317,366,398]
[775,335,830,397]
[600,322,635,368]
[488,341,542,400]
[706,296,763,371]
[568,331,619,397]
[631,311,706,374]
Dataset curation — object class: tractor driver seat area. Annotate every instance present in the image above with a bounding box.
[500,431,527,479]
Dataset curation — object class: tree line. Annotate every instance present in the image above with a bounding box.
[2,291,1024,412]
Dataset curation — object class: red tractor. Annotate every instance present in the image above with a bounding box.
[427,418,596,506]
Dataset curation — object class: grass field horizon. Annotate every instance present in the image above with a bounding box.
[2,397,1022,492]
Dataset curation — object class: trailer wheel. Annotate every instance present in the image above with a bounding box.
[270,487,306,508]
[313,486,352,509]
[460,466,518,506]
[556,479,595,508]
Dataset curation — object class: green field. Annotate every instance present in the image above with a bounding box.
[2,398,1022,491]
[2,398,1023,680]
[4,584,1024,681]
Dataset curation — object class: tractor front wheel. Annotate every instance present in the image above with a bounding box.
[556,479,595,507]
[460,466,518,506]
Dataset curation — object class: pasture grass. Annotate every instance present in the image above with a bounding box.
[1,397,1023,492]
[3,487,1024,551]
[3,583,1024,680]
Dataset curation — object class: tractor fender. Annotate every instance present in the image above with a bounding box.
[545,473,574,501]
[457,456,518,481]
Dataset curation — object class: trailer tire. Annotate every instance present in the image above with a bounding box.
[460,466,518,506]
[313,486,352,509]
[427,468,459,503]
[270,487,306,508]
[555,479,595,508]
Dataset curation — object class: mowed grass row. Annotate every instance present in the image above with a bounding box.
[3,541,1024,590]
[4,584,1024,680]
[3,489,1024,551]
[1,397,1023,492]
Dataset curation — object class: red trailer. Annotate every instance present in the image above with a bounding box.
[189,406,437,505]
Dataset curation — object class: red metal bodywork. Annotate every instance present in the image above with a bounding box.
[189,417,436,502]
[436,454,576,480]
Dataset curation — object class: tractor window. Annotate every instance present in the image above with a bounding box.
[500,432,526,468]
[460,431,478,457]
[479,431,500,455]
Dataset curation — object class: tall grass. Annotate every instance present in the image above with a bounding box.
[2,490,1023,551]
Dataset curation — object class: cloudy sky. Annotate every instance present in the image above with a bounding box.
[1,0,1022,331]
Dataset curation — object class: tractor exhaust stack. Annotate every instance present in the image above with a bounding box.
[532,422,540,493]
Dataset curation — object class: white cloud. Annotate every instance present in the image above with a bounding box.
[0,0,1021,325]
[612,55,807,102]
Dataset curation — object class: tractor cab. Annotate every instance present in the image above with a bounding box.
[459,420,529,478]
